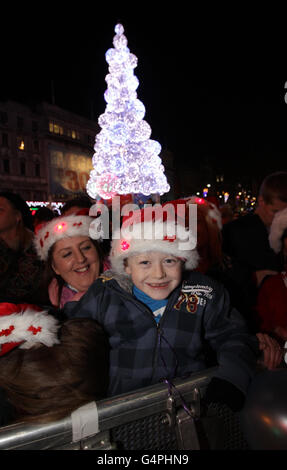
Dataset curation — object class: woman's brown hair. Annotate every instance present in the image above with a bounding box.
[195,203,223,273]
[0,318,110,423]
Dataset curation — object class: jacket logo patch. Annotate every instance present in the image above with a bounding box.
[174,293,199,313]
[181,282,214,300]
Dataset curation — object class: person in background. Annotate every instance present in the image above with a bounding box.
[32,206,55,231]
[222,171,287,332]
[61,194,93,216]
[255,207,287,344]
[34,214,104,308]
[220,204,235,225]
[0,303,109,424]
[187,196,283,369]
[182,196,283,369]
[0,192,44,304]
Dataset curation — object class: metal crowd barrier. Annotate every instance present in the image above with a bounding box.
[0,367,248,450]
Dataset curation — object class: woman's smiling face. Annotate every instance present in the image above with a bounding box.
[124,251,183,300]
[52,236,100,292]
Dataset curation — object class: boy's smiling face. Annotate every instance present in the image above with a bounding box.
[124,251,183,300]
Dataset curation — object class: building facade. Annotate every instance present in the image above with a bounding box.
[0,100,99,201]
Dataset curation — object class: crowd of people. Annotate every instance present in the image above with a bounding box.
[0,171,286,433]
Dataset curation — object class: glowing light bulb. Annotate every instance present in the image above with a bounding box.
[54,222,67,233]
[121,240,130,251]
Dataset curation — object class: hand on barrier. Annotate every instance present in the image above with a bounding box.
[256,332,284,369]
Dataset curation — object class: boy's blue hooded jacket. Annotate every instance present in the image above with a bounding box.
[63,269,260,397]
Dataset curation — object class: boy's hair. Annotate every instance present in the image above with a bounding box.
[0,318,109,424]
[259,171,287,204]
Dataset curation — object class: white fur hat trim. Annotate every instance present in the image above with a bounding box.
[269,207,287,253]
[110,220,199,276]
[0,309,60,349]
[34,215,94,261]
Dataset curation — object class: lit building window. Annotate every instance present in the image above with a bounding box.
[67,129,79,139]
[18,140,25,150]
[49,121,64,135]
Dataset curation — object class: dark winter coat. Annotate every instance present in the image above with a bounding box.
[63,270,260,397]
[222,213,283,331]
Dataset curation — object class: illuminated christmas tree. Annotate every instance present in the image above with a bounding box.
[86,23,170,200]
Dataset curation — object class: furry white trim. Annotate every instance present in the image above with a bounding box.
[269,207,287,253]
[34,215,94,260]
[0,309,60,349]
[110,220,199,276]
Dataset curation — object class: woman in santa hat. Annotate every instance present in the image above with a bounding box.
[34,212,106,308]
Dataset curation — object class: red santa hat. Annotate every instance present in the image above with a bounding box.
[0,303,60,356]
[184,196,223,230]
[269,207,287,254]
[34,214,99,261]
[110,201,199,276]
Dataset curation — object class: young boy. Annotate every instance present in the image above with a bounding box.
[63,204,260,410]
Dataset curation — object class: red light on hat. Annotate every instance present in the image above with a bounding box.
[121,240,130,251]
[195,197,206,205]
[54,222,67,233]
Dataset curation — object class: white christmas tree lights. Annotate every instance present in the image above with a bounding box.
[86,23,170,200]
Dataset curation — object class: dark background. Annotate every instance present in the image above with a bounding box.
[1,5,286,182]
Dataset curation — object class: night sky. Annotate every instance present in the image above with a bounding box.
[1,6,287,180]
